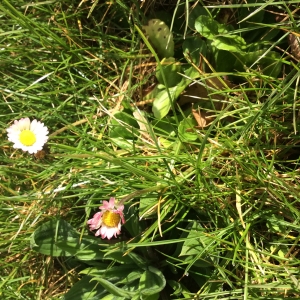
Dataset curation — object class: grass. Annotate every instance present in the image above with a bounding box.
[1,0,300,299]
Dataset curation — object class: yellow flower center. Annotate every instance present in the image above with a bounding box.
[19,130,36,146]
[102,211,121,227]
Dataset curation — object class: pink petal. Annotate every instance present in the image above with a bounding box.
[87,212,102,230]
[120,213,125,224]
[99,200,109,210]
[88,198,125,240]
[108,197,115,206]
[99,197,115,210]
[117,204,124,212]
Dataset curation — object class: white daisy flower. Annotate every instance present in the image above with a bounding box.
[7,117,49,154]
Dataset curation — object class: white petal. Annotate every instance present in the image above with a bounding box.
[7,118,49,154]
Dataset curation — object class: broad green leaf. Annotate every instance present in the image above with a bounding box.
[183,37,207,66]
[110,138,134,150]
[79,265,110,276]
[213,49,237,72]
[83,265,137,282]
[139,195,158,218]
[217,23,230,35]
[188,4,209,30]
[66,242,102,260]
[30,219,79,256]
[142,19,174,58]
[211,35,246,52]
[183,65,202,81]
[152,87,174,120]
[157,137,174,148]
[92,278,136,298]
[127,252,148,269]
[141,293,160,300]
[235,50,282,77]
[179,221,216,268]
[152,82,190,119]
[119,269,145,285]
[101,295,126,300]
[195,16,246,53]
[139,267,166,296]
[238,0,265,43]
[195,15,229,37]
[152,116,177,135]
[178,117,199,142]
[266,214,286,233]
[238,0,265,24]
[104,251,136,264]
[122,205,142,237]
[110,112,139,139]
[156,57,182,87]
[103,250,147,267]
[195,15,219,39]
[180,222,211,256]
[167,280,182,296]
[62,275,106,300]
[55,238,105,261]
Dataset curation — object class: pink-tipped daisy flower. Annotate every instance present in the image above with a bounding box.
[87,197,125,240]
[7,117,49,154]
